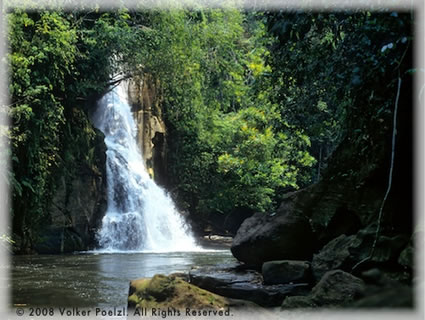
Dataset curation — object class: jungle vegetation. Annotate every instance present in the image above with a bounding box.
[2,2,413,243]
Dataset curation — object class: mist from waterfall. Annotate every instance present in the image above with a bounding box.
[92,81,200,252]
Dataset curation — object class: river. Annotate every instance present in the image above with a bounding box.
[11,250,235,308]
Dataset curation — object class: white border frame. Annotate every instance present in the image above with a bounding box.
[0,1,423,319]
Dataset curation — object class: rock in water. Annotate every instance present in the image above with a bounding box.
[189,265,309,307]
[128,274,259,311]
[128,274,231,310]
[231,201,315,266]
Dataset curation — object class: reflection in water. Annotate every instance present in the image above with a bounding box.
[11,251,234,308]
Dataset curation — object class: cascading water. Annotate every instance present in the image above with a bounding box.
[92,81,199,252]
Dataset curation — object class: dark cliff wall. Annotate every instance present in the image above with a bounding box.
[33,129,107,254]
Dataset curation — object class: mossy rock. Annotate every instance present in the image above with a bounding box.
[128,274,233,310]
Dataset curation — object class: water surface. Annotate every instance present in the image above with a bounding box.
[11,250,235,308]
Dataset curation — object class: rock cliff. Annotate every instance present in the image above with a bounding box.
[128,75,167,186]
[35,129,107,253]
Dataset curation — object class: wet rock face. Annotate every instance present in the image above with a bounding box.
[40,130,107,253]
[34,227,85,254]
[231,202,316,266]
[128,75,167,186]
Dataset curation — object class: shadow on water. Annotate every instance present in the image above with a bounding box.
[11,250,235,308]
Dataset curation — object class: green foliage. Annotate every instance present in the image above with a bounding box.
[138,9,315,214]
[6,7,142,246]
[266,11,412,180]
[210,106,314,212]
[8,10,77,230]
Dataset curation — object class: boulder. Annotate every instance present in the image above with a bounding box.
[281,270,366,309]
[398,244,413,269]
[311,227,410,280]
[231,197,315,266]
[281,270,412,309]
[351,286,413,308]
[262,260,311,285]
[348,227,409,265]
[189,265,309,307]
[128,274,253,310]
[361,268,411,287]
[281,296,318,309]
[312,234,360,281]
[310,270,365,306]
[189,264,263,288]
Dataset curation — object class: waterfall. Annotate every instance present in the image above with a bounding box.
[92,81,199,252]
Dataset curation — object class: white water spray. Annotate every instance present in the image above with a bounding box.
[93,81,199,252]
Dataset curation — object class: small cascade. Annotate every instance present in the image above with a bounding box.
[92,81,199,252]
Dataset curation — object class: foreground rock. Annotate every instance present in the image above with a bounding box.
[311,234,361,281]
[128,274,257,310]
[355,268,413,308]
[262,260,311,285]
[311,270,365,306]
[351,285,413,308]
[189,264,309,307]
[311,228,409,281]
[231,199,315,266]
[281,296,318,309]
[397,232,419,271]
[281,269,365,309]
